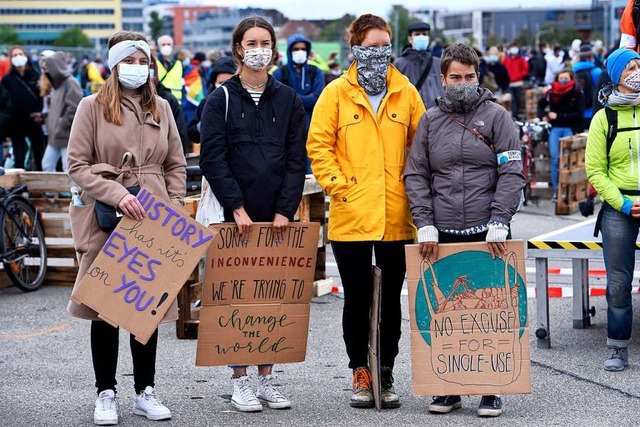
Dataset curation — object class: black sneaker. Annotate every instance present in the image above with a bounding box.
[380,367,401,409]
[428,395,462,413]
[478,395,503,417]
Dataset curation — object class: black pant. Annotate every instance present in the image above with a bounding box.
[91,320,158,394]
[9,125,44,171]
[331,239,412,370]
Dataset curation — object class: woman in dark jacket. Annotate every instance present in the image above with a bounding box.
[1,46,45,170]
[199,16,306,413]
[537,68,585,200]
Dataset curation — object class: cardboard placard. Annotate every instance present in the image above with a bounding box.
[405,240,531,396]
[70,186,215,344]
[368,266,382,411]
[196,222,320,366]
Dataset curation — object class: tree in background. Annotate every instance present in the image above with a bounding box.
[388,5,420,57]
[0,25,21,45]
[54,27,91,48]
[317,14,355,42]
[149,11,164,44]
[538,23,582,48]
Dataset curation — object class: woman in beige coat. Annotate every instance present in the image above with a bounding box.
[67,31,186,425]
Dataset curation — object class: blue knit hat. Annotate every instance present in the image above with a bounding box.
[606,48,640,85]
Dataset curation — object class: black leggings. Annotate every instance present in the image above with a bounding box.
[90,320,158,395]
[9,126,44,171]
[331,240,412,370]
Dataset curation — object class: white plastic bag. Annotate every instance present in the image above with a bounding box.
[195,176,224,226]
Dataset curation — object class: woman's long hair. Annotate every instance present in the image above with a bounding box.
[96,31,159,125]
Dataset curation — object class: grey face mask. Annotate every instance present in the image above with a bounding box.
[444,82,480,105]
[352,45,392,95]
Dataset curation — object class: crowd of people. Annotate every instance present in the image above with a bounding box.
[3,2,640,425]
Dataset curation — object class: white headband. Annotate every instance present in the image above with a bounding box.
[107,40,150,71]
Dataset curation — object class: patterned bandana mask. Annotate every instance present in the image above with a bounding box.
[352,45,392,95]
[444,82,480,105]
[624,70,640,92]
[242,47,272,71]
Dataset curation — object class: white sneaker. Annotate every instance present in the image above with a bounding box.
[132,386,172,421]
[94,389,119,426]
[257,374,292,409]
[231,375,263,412]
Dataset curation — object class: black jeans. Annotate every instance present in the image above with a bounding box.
[331,239,412,370]
[9,125,44,171]
[91,320,158,394]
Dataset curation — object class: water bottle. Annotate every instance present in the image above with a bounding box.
[71,186,83,206]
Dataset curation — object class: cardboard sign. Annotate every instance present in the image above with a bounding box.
[406,240,531,396]
[196,222,320,366]
[70,186,215,344]
[368,266,382,411]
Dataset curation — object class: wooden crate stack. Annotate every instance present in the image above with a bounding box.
[0,171,77,285]
[525,87,545,120]
[556,133,589,215]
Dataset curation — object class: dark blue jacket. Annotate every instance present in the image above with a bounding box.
[272,34,324,130]
[199,75,306,222]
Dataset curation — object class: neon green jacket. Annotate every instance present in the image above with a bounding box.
[586,105,640,213]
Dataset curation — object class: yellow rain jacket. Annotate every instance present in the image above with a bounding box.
[307,63,426,241]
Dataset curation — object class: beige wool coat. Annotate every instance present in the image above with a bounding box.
[66,90,186,321]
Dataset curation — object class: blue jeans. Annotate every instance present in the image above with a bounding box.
[601,203,640,348]
[548,126,573,192]
[42,145,67,172]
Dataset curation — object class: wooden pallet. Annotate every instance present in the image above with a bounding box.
[556,134,589,215]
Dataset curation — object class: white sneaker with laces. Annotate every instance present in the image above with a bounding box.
[231,375,263,412]
[132,386,171,421]
[257,374,292,409]
[94,389,119,426]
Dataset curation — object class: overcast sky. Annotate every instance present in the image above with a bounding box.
[204,0,593,20]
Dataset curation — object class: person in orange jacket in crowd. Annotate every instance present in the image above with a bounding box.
[620,0,640,52]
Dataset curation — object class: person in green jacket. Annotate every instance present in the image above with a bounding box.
[585,47,640,372]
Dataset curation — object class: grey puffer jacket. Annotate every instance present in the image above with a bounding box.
[404,87,525,230]
[393,46,444,109]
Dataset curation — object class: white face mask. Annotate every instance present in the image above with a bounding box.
[118,64,149,89]
[412,35,430,52]
[11,54,28,68]
[242,47,272,71]
[509,47,519,56]
[291,50,307,64]
[160,45,172,57]
[182,57,190,67]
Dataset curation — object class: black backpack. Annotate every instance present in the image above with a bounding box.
[279,64,317,89]
[604,107,640,165]
[575,67,594,110]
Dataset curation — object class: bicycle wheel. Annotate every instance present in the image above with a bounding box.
[0,197,47,291]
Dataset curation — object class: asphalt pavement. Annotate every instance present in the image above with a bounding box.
[2,194,640,426]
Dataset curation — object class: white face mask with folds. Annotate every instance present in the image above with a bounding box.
[118,64,149,89]
[291,50,307,64]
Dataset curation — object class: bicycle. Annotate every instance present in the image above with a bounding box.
[0,185,47,291]
[515,120,551,206]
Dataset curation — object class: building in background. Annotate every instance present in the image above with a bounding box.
[0,0,123,46]
[122,0,144,33]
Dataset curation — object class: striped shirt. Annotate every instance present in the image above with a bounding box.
[247,90,262,106]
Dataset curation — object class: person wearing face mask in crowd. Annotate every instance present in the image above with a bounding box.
[177,48,204,131]
[393,21,444,109]
[1,46,45,170]
[67,30,186,425]
[38,51,82,172]
[149,54,189,152]
[537,69,585,201]
[503,43,529,120]
[273,34,325,174]
[199,16,306,413]
[404,43,525,418]
[187,56,236,144]
[586,48,640,373]
[156,35,184,104]
[483,46,510,95]
[307,13,425,409]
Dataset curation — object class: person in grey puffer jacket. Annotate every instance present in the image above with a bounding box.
[393,21,444,109]
[403,43,525,418]
[42,51,82,172]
